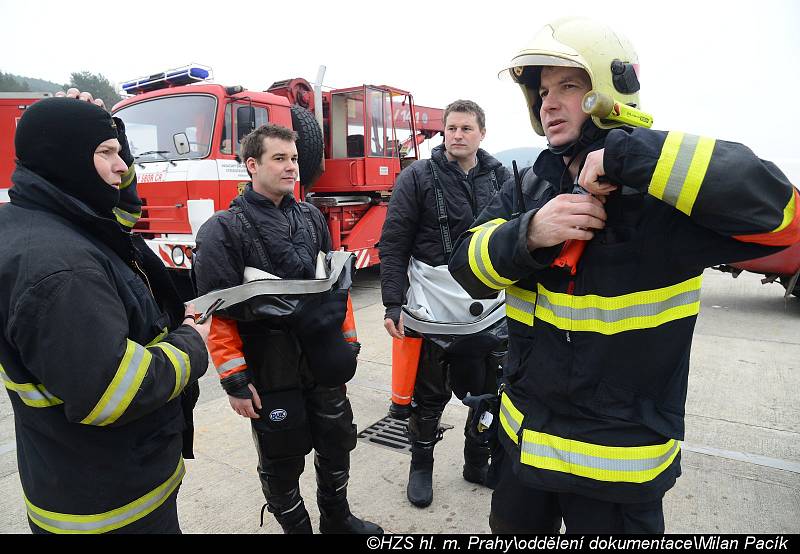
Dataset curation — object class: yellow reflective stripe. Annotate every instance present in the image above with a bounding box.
[468,217,508,233]
[506,286,537,326]
[146,327,169,347]
[0,364,63,408]
[467,220,516,291]
[520,430,681,483]
[649,132,716,216]
[120,165,136,190]
[772,191,797,233]
[113,207,141,228]
[649,131,683,201]
[534,276,702,335]
[675,136,715,215]
[81,340,152,426]
[499,392,524,445]
[149,342,191,401]
[25,458,185,534]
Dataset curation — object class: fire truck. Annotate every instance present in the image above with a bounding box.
[102,65,444,293]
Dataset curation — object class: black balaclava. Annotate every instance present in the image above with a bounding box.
[14,97,121,216]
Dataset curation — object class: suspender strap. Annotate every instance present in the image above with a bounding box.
[229,203,274,274]
[428,160,453,258]
[298,203,320,253]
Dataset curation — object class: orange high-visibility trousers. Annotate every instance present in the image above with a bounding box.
[391,335,423,405]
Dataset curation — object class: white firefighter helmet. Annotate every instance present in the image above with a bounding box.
[501,16,641,135]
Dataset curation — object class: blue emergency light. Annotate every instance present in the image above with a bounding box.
[121,65,212,95]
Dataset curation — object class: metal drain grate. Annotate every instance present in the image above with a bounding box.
[357,416,453,455]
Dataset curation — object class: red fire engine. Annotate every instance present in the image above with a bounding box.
[103,64,444,291]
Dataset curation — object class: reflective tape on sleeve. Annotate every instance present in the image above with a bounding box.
[149,342,191,401]
[649,131,716,215]
[1,364,62,408]
[81,340,152,426]
[467,219,516,291]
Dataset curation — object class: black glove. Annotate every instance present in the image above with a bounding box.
[384,305,401,325]
[462,392,500,446]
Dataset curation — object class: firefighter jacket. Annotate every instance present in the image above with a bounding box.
[380,144,510,317]
[193,184,356,395]
[0,166,209,533]
[449,128,800,503]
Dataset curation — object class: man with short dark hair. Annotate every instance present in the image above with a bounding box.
[194,123,382,534]
[380,100,511,507]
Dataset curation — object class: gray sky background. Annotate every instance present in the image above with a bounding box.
[2,0,799,180]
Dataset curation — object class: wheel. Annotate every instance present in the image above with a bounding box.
[290,105,324,189]
[779,273,800,297]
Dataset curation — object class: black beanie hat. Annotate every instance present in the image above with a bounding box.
[15,97,121,216]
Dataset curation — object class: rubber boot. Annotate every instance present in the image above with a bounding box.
[316,453,383,534]
[462,440,491,486]
[407,441,435,507]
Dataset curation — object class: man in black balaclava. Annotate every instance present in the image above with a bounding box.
[0,94,211,534]
[14,96,122,216]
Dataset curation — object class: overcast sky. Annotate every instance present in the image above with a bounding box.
[2,0,798,179]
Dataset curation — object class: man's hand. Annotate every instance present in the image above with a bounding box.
[578,149,618,198]
[182,303,211,343]
[384,313,405,339]
[55,88,106,110]
[526,194,607,251]
[229,384,262,419]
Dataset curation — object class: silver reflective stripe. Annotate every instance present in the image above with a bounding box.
[500,402,520,436]
[506,292,535,313]
[1,365,62,407]
[26,460,185,533]
[113,207,139,227]
[342,330,357,339]
[521,439,680,473]
[216,357,247,375]
[470,228,508,290]
[188,251,354,313]
[82,342,150,426]
[661,134,699,208]
[537,289,701,323]
[151,342,190,400]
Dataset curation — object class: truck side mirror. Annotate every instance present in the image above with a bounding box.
[174,132,190,155]
[237,106,256,141]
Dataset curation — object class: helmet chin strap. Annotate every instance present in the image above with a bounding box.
[547,118,607,157]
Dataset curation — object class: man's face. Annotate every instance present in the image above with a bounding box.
[538,66,592,147]
[444,111,485,162]
[93,138,127,188]
[247,137,298,203]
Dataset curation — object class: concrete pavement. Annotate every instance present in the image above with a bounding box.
[1,267,798,533]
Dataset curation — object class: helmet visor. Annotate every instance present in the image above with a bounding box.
[499,54,585,81]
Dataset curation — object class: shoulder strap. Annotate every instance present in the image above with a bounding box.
[230,203,274,273]
[489,169,499,192]
[427,159,453,257]
[298,203,320,253]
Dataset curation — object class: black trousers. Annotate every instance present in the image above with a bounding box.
[490,452,665,534]
[409,339,499,448]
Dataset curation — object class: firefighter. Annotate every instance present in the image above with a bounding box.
[193,123,382,535]
[0,93,211,533]
[380,100,511,508]
[449,16,800,533]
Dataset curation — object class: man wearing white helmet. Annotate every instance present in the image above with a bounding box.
[449,16,800,532]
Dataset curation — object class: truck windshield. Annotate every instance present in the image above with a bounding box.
[114,95,217,161]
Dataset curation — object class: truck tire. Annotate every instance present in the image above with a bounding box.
[290,105,324,189]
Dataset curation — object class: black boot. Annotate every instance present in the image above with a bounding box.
[262,499,313,534]
[316,453,383,534]
[462,441,491,486]
[407,441,435,507]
